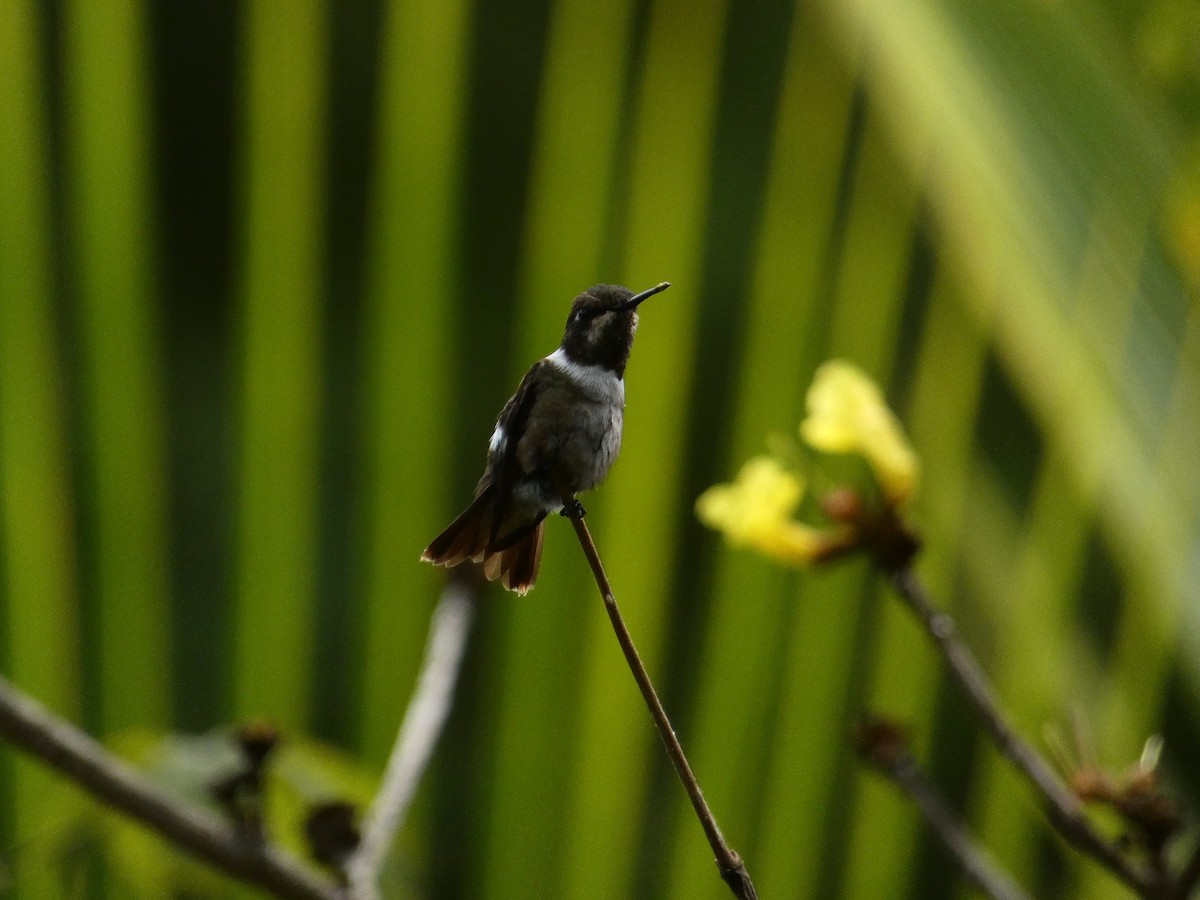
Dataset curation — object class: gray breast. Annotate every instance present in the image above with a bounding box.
[540,349,626,491]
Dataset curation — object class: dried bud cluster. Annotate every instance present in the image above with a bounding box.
[209,722,282,845]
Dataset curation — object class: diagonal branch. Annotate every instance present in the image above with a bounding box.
[1171,836,1200,900]
[858,720,1030,900]
[0,673,336,900]
[550,470,757,900]
[888,566,1157,896]
[347,574,478,899]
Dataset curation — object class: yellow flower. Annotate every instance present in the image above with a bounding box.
[800,360,918,505]
[695,457,831,564]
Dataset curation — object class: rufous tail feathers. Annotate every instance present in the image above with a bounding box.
[421,487,545,595]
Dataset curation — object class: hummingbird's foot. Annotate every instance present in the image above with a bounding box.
[560,499,587,520]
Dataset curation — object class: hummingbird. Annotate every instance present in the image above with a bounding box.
[421,281,670,594]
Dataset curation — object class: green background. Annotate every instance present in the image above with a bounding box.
[0,0,1198,897]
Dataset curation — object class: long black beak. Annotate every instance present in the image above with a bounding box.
[619,281,671,311]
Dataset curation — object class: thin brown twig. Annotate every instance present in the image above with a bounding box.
[858,722,1030,900]
[551,471,757,900]
[888,566,1158,896]
[0,673,337,900]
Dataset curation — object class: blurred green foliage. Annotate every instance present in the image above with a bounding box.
[0,0,1198,898]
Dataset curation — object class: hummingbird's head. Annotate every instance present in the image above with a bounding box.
[559,282,669,377]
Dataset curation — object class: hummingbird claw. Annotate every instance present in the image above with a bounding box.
[560,499,587,520]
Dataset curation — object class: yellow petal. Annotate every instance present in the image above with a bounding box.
[696,458,841,565]
[800,359,918,504]
[695,457,802,545]
[755,521,837,565]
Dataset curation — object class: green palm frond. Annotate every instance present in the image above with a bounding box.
[0,0,1195,897]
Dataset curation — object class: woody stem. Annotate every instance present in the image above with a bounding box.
[888,566,1157,896]
[0,675,335,899]
[550,470,757,900]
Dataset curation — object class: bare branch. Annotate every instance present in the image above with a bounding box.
[550,470,757,900]
[1171,836,1200,900]
[0,674,337,900]
[888,567,1157,895]
[347,575,477,899]
[858,720,1030,900]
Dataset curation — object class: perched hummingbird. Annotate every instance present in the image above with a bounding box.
[421,281,670,594]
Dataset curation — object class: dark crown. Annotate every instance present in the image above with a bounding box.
[559,285,639,376]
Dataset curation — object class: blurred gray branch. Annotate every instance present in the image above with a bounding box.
[347,575,477,900]
[0,673,337,900]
